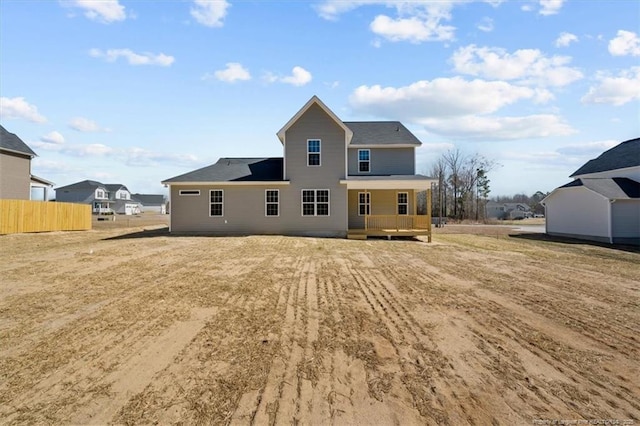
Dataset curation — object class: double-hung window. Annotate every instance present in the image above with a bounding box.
[210,190,224,216]
[397,192,408,215]
[302,189,329,216]
[265,189,279,217]
[307,139,321,166]
[358,192,370,216]
[358,149,370,173]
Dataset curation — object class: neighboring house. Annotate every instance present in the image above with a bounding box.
[56,180,114,214]
[104,184,142,215]
[162,96,435,239]
[542,138,640,245]
[132,193,167,214]
[486,202,532,220]
[0,125,54,200]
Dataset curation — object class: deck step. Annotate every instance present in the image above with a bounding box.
[347,233,367,240]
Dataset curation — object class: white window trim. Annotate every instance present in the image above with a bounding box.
[397,192,409,215]
[209,189,224,217]
[179,189,201,196]
[265,189,279,217]
[307,139,321,167]
[358,149,371,174]
[301,189,330,217]
[358,192,370,216]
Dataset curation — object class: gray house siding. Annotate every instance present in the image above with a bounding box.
[612,200,640,244]
[170,184,346,236]
[283,103,348,236]
[0,151,31,200]
[347,147,415,176]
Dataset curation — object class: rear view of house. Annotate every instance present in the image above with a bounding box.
[162,96,435,239]
[543,138,640,245]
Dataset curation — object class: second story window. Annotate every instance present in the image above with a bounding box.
[96,189,105,199]
[358,149,370,173]
[307,139,321,166]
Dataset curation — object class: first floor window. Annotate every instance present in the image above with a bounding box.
[210,190,223,216]
[358,192,370,216]
[358,149,370,173]
[265,189,279,216]
[302,189,329,216]
[397,192,408,215]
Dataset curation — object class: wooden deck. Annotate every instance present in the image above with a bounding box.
[348,215,432,241]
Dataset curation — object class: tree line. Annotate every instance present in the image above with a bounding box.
[420,150,551,221]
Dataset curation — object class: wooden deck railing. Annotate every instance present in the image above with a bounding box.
[365,215,431,231]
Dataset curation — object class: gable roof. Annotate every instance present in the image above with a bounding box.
[559,177,640,199]
[570,138,640,177]
[132,194,166,205]
[344,122,422,146]
[276,95,353,144]
[162,158,284,184]
[0,125,37,157]
[56,180,107,192]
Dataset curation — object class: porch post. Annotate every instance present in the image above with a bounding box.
[364,189,368,231]
[395,190,399,231]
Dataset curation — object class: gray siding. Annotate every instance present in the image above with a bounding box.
[348,189,416,229]
[283,103,348,235]
[347,147,414,175]
[170,184,346,236]
[0,151,31,200]
[612,200,640,240]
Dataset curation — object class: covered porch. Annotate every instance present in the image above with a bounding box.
[341,176,435,241]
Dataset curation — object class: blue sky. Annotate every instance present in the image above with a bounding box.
[1,0,638,197]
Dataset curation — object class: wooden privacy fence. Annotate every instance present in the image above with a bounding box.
[0,200,91,234]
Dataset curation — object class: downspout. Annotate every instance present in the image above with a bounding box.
[608,199,616,244]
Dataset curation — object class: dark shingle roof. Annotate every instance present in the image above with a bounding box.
[132,194,166,205]
[55,180,107,191]
[570,138,640,177]
[344,122,422,146]
[162,158,284,183]
[0,125,37,157]
[559,178,640,199]
[105,184,128,192]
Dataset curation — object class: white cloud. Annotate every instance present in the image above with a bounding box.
[350,77,547,119]
[539,0,565,15]
[124,148,201,167]
[0,97,47,123]
[451,44,583,87]
[608,30,640,57]
[349,77,575,140]
[89,48,174,67]
[556,140,619,156]
[581,67,640,106]
[69,117,109,132]
[370,14,455,43]
[555,32,578,47]
[40,131,65,145]
[282,66,312,86]
[32,141,114,157]
[63,0,126,23]
[316,1,457,43]
[191,0,230,27]
[477,17,493,32]
[418,114,576,140]
[205,62,251,82]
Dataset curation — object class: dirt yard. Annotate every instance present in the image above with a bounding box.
[1,221,638,425]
